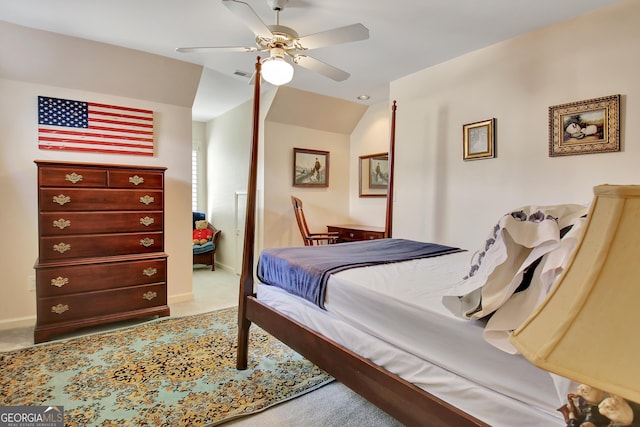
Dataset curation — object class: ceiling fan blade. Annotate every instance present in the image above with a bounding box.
[293,55,350,82]
[222,0,273,39]
[176,46,259,53]
[295,23,369,50]
[248,71,257,85]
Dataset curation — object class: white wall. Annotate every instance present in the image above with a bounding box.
[0,80,195,326]
[349,101,392,226]
[390,0,640,250]
[0,22,201,327]
[264,121,351,249]
[206,100,254,272]
[206,87,362,273]
[192,121,207,213]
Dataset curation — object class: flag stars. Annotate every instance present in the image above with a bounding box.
[38,96,88,128]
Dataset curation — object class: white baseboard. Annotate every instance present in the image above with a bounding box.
[168,291,194,305]
[0,293,196,332]
[214,262,236,274]
[0,315,36,331]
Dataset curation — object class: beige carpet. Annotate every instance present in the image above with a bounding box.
[224,381,403,427]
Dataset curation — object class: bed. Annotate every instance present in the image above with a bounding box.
[236,58,582,426]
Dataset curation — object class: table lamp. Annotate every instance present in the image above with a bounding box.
[510,184,640,425]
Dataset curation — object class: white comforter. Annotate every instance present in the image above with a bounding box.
[324,252,572,418]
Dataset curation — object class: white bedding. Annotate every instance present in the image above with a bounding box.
[257,251,570,426]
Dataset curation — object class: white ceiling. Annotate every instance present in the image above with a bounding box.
[0,0,621,121]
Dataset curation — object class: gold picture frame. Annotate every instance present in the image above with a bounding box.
[549,94,620,157]
[463,118,496,161]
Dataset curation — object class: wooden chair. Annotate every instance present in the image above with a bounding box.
[291,195,339,246]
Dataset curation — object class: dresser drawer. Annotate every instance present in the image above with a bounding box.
[108,170,164,189]
[37,283,167,325]
[39,188,163,211]
[34,161,168,343]
[363,231,385,240]
[39,211,163,235]
[327,225,385,242]
[338,228,365,241]
[39,166,107,187]
[39,232,164,261]
[36,257,167,297]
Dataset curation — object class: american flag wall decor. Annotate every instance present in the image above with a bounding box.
[38,96,155,156]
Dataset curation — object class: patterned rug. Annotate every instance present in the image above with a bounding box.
[0,307,333,426]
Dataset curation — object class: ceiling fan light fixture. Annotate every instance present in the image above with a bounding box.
[261,48,294,86]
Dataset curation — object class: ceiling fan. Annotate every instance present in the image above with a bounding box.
[176,0,369,85]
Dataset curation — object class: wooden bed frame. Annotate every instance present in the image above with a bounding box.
[236,58,489,427]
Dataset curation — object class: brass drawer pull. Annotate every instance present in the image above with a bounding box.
[53,194,71,206]
[51,277,69,287]
[53,218,71,230]
[51,304,69,314]
[65,172,83,184]
[143,267,157,277]
[140,195,155,205]
[140,216,155,226]
[53,242,71,253]
[140,238,154,247]
[143,291,157,301]
[129,175,145,185]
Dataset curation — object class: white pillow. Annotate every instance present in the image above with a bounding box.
[482,216,587,353]
[442,204,588,320]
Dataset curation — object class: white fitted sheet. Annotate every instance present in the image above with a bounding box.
[257,251,570,425]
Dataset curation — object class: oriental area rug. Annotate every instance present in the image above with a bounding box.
[0,307,333,426]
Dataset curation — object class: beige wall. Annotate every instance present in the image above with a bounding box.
[0,21,200,108]
[264,121,351,249]
[4,0,635,328]
[0,22,201,328]
[390,0,640,250]
[206,88,356,272]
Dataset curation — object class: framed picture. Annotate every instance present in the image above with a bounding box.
[293,148,329,187]
[549,94,621,157]
[463,118,496,161]
[359,152,388,197]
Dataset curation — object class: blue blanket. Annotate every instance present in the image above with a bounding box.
[257,238,464,308]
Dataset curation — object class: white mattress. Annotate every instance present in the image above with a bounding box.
[257,251,570,426]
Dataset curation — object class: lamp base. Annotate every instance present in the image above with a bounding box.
[557,384,639,427]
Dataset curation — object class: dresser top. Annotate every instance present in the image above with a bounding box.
[328,224,385,233]
[35,160,166,171]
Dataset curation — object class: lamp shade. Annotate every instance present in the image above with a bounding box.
[261,56,293,86]
[510,185,640,404]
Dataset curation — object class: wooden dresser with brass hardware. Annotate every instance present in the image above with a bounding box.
[34,160,170,343]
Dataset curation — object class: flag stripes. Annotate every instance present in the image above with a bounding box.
[37,96,155,156]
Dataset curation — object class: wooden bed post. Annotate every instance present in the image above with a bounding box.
[384,100,397,238]
[237,57,262,370]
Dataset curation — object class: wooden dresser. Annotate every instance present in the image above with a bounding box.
[34,160,170,343]
[326,224,385,243]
